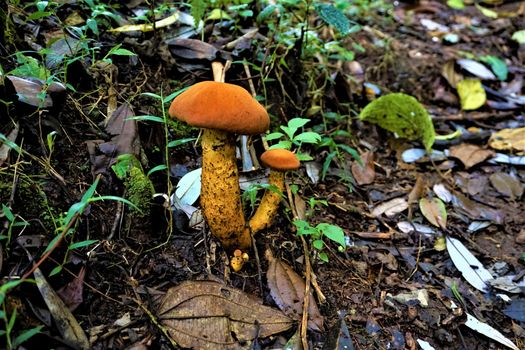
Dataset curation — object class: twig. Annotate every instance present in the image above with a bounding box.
[134,299,177,348]
[107,200,124,240]
[285,183,310,350]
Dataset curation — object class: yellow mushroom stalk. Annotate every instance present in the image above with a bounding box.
[169,81,269,252]
[248,149,300,235]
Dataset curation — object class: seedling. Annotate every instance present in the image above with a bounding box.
[293,219,346,263]
[266,117,321,160]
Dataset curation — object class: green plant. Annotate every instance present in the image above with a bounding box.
[0,280,43,350]
[266,117,321,159]
[317,130,360,181]
[293,219,346,262]
[0,205,29,246]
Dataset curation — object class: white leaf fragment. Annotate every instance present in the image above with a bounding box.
[465,313,519,350]
[372,197,408,218]
[417,339,436,350]
[175,168,202,206]
[457,59,497,80]
[433,183,452,203]
[397,221,435,235]
[446,237,493,292]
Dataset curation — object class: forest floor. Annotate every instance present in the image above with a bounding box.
[0,0,524,349]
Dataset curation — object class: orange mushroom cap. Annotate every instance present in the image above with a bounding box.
[260,149,300,171]
[169,81,269,135]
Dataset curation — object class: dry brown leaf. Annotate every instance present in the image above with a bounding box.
[449,143,495,169]
[157,280,292,349]
[452,192,505,224]
[6,75,54,107]
[167,38,218,60]
[419,197,447,229]
[407,175,425,219]
[265,250,324,332]
[351,151,376,185]
[489,172,523,200]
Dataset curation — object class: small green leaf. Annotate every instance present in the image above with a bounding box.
[12,326,44,348]
[269,140,292,150]
[480,55,508,81]
[69,239,98,250]
[419,197,447,229]
[168,137,196,148]
[147,164,168,177]
[359,93,435,151]
[86,18,99,35]
[476,4,498,18]
[312,239,324,250]
[287,118,310,130]
[321,151,336,180]
[110,48,136,56]
[318,251,329,263]
[447,0,464,9]
[293,132,321,144]
[128,115,165,123]
[190,0,206,25]
[49,265,63,276]
[257,4,278,24]
[315,3,351,35]
[266,132,284,141]
[2,204,15,222]
[317,223,346,247]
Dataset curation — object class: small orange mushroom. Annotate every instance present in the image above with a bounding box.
[169,81,269,252]
[248,149,300,234]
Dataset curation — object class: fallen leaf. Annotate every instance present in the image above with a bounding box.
[372,197,408,218]
[451,192,505,224]
[265,250,324,332]
[489,172,523,199]
[157,280,292,349]
[512,29,525,44]
[407,175,424,218]
[504,299,525,323]
[446,237,493,292]
[351,151,375,185]
[433,183,453,203]
[34,267,90,349]
[465,313,519,350]
[175,168,202,206]
[166,38,218,60]
[489,127,525,155]
[322,311,355,350]
[449,143,494,169]
[441,60,463,88]
[6,75,53,107]
[456,59,496,80]
[417,339,436,350]
[457,79,486,110]
[57,266,85,312]
[419,197,447,229]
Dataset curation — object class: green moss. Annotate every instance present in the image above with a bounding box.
[359,93,435,151]
[125,164,154,218]
[112,154,154,218]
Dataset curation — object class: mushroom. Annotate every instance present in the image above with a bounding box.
[248,149,300,234]
[169,81,269,251]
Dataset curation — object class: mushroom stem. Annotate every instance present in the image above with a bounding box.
[201,128,251,251]
[248,170,284,234]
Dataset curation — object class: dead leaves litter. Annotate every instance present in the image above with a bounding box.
[157,280,292,349]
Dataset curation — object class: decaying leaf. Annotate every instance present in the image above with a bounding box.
[351,151,375,185]
[322,311,355,350]
[419,197,447,229]
[0,124,19,166]
[446,237,493,292]
[175,168,202,206]
[34,267,90,349]
[441,60,463,88]
[372,197,408,218]
[457,79,486,110]
[265,250,324,332]
[451,192,505,224]
[489,127,525,155]
[456,59,496,80]
[166,38,218,60]
[6,75,54,107]
[449,143,494,169]
[89,103,140,174]
[157,280,292,349]
[465,313,519,350]
[57,266,85,312]
[489,172,523,200]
